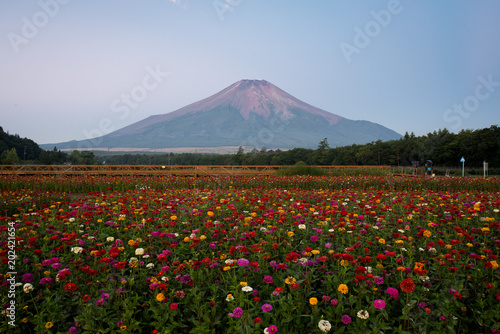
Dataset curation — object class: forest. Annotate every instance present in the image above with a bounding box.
[99,126,500,169]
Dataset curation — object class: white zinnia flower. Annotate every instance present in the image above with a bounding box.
[241,286,253,292]
[23,283,34,293]
[318,319,332,332]
[135,248,145,256]
[107,236,115,242]
[357,310,369,319]
[146,263,154,269]
[71,247,83,254]
[298,224,306,230]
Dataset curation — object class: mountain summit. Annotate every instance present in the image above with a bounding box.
[45,80,401,150]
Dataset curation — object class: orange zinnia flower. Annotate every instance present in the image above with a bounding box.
[400,278,415,293]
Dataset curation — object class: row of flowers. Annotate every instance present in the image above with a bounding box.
[0,175,499,333]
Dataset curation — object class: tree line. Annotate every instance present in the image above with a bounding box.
[1,125,499,168]
[101,126,499,168]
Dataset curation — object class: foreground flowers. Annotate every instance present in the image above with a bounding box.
[0,175,499,333]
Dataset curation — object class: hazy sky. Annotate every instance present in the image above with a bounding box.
[1,0,499,145]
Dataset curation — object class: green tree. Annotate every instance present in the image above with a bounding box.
[1,148,20,164]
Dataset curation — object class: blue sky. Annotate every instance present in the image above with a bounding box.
[1,0,499,145]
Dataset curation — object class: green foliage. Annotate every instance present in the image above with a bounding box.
[70,150,98,165]
[0,148,19,164]
[0,126,68,164]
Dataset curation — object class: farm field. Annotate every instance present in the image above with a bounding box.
[1,175,499,334]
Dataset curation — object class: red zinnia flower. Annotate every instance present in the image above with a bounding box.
[285,252,300,262]
[400,278,415,293]
[116,261,127,270]
[109,246,120,258]
[65,283,77,291]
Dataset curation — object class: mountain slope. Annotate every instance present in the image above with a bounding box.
[43,80,401,150]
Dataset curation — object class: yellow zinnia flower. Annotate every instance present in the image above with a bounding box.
[156,293,165,302]
[338,284,348,294]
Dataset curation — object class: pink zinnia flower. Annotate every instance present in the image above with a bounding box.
[385,287,399,299]
[263,276,274,284]
[373,299,386,309]
[232,307,244,318]
[341,314,351,325]
[262,304,273,312]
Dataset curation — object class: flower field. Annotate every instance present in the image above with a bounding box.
[1,175,500,333]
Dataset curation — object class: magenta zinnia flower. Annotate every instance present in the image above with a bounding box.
[341,314,351,325]
[262,303,273,312]
[373,299,386,309]
[385,287,399,299]
[22,273,33,282]
[263,276,274,284]
[237,258,249,267]
[232,307,244,318]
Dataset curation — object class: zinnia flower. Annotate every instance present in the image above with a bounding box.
[400,278,415,293]
[341,314,352,325]
[385,287,399,299]
[232,307,244,318]
[318,319,332,332]
[109,246,120,258]
[22,273,33,282]
[338,284,348,294]
[373,299,386,309]
[357,310,369,319]
[309,297,318,305]
[23,283,34,293]
[263,276,273,284]
[262,304,273,312]
[242,286,253,292]
[264,325,278,333]
[237,258,249,267]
